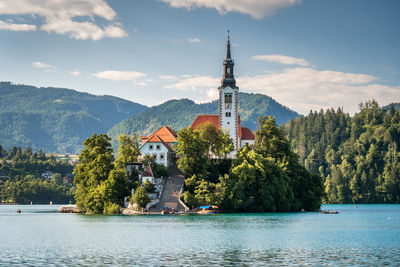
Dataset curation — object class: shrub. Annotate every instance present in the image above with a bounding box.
[103,202,120,215]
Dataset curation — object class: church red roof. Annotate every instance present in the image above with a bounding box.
[191,114,254,140]
[191,115,220,130]
[241,127,255,140]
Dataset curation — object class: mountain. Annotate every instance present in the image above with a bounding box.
[0,82,147,153]
[108,92,299,141]
[384,103,400,111]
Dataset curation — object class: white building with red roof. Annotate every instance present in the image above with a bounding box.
[139,126,178,166]
[191,32,255,156]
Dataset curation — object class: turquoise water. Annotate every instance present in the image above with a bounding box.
[1,204,399,266]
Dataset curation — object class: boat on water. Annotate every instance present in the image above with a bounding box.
[197,206,219,215]
[58,205,81,213]
[321,210,339,214]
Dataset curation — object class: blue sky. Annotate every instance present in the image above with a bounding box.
[0,0,399,114]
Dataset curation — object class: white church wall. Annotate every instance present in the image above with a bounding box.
[241,139,255,147]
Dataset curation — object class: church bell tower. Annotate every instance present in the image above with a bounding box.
[219,31,239,151]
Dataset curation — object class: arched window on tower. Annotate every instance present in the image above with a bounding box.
[225,93,232,109]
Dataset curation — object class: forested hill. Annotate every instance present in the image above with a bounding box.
[384,103,400,111]
[0,82,147,153]
[107,92,299,140]
[280,101,400,204]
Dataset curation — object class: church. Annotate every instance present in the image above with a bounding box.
[191,33,255,156]
[139,33,254,163]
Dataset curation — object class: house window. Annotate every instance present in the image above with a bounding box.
[156,144,160,150]
[225,112,231,117]
[149,145,153,150]
[153,154,157,159]
[160,153,164,160]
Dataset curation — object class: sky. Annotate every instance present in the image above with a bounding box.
[0,0,399,115]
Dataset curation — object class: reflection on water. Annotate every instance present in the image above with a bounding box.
[1,204,400,266]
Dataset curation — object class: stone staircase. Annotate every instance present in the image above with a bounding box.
[149,164,187,212]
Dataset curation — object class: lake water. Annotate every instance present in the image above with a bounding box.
[1,204,399,266]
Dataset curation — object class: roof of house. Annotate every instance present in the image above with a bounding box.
[241,127,255,140]
[140,134,174,152]
[140,125,177,151]
[142,164,154,177]
[148,126,177,143]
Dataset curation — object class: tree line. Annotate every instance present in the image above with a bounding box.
[0,145,75,204]
[280,100,400,203]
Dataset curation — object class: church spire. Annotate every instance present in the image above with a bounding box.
[226,30,231,59]
[221,30,237,88]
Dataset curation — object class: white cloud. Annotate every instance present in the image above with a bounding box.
[253,54,310,66]
[187,38,200,43]
[163,75,219,91]
[162,67,400,114]
[92,70,147,85]
[237,67,400,114]
[206,88,219,99]
[0,20,36,31]
[161,0,300,19]
[69,70,80,76]
[32,61,55,69]
[0,0,127,40]
[160,75,179,80]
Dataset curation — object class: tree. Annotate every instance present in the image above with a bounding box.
[176,127,209,177]
[143,179,155,194]
[131,186,150,210]
[207,117,324,212]
[194,179,216,206]
[73,134,115,213]
[52,173,63,185]
[115,134,139,169]
[196,122,234,158]
[254,116,291,162]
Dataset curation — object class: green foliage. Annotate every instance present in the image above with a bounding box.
[115,134,140,169]
[180,191,199,209]
[0,145,75,204]
[197,122,234,158]
[103,202,121,215]
[210,116,324,212]
[177,127,209,178]
[281,100,400,203]
[0,176,74,204]
[0,82,147,153]
[179,116,323,212]
[143,179,155,194]
[73,134,128,214]
[52,173,63,185]
[108,93,299,143]
[131,186,150,210]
